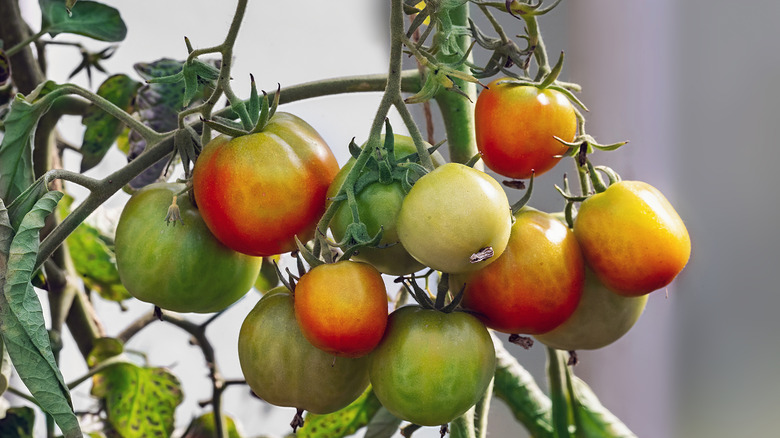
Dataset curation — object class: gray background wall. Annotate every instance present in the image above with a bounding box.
[12,1,780,437]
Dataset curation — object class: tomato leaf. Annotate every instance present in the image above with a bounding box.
[0,49,10,87]
[126,59,185,189]
[0,190,83,438]
[363,407,402,438]
[0,405,36,438]
[91,362,183,437]
[182,412,244,438]
[297,387,382,438]
[0,85,59,204]
[571,376,637,438]
[39,0,127,42]
[0,336,11,396]
[57,194,130,302]
[80,74,141,172]
[492,337,554,438]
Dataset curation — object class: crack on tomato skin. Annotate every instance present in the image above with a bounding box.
[470,246,494,263]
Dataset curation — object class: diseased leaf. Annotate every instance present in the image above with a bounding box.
[0,190,82,438]
[0,405,35,438]
[182,412,243,438]
[297,387,382,438]
[91,363,183,438]
[39,0,127,42]
[0,49,9,87]
[364,407,402,438]
[86,337,124,368]
[572,376,637,438]
[57,193,130,302]
[80,74,141,172]
[0,85,59,204]
[126,59,185,189]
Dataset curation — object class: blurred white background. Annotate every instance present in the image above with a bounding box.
[10,0,780,437]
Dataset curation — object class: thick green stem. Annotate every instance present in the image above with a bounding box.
[547,347,571,438]
[433,3,478,164]
[492,336,554,438]
[450,406,476,438]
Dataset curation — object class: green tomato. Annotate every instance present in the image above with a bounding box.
[328,134,442,275]
[368,306,496,426]
[115,183,261,313]
[238,288,370,414]
[534,269,648,350]
[396,163,512,274]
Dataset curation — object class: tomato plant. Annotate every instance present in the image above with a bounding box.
[0,0,682,436]
[238,288,371,415]
[327,134,442,275]
[396,162,513,274]
[574,180,691,296]
[294,260,388,358]
[454,209,585,335]
[368,306,496,426]
[114,183,262,313]
[535,268,648,350]
[474,79,577,179]
[192,112,340,257]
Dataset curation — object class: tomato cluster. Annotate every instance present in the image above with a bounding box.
[114,87,690,429]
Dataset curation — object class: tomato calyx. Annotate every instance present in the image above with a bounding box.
[201,79,282,138]
[400,272,465,314]
[326,126,440,262]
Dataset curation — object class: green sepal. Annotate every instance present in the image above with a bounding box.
[510,172,535,216]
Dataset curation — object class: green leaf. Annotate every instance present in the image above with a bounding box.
[0,85,59,204]
[364,407,402,438]
[297,387,382,438]
[182,412,243,438]
[0,201,10,397]
[91,362,183,438]
[571,376,637,438]
[80,74,141,172]
[0,190,82,438]
[0,405,35,438]
[39,0,127,42]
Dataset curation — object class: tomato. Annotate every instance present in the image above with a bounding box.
[328,134,443,275]
[475,79,576,179]
[453,209,585,335]
[238,288,370,414]
[535,268,648,350]
[294,260,388,358]
[114,183,262,313]
[396,163,512,274]
[254,255,281,294]
[573,180,691,296]
[192,112,339,257]
[368,306,496,426]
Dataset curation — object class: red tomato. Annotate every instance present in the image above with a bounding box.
[453,209,585,335]
[294,261,388,358]
[192,112,339,256]
[574,180,691,296]
[475,79,576,179]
